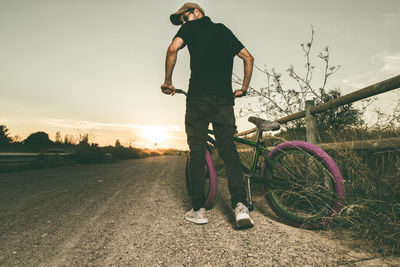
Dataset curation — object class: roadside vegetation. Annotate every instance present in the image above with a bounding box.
[261,125,399,256]
[222,115,400,256]
[0,127,182,172]
[228,28,400,255]
[212,124,400,255]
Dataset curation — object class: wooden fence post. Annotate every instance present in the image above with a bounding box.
[305,99,318,144]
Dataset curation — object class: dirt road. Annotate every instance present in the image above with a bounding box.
[0,156,398,266]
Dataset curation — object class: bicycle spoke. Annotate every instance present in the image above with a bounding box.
[267,148,336,219]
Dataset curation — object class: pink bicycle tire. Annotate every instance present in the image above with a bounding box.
[261,140,345,228]
[185,149,217,209]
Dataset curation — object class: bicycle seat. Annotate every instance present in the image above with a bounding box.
[248,116,280,131]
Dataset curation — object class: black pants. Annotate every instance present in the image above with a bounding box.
[185,94,247,211]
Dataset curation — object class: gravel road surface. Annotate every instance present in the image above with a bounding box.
[1,156,398,266]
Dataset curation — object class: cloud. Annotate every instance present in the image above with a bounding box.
[341,51,400,89]
[383,8,400,24]
[40,118,182,132]
[40,119,103,129]
[340,52,400,118]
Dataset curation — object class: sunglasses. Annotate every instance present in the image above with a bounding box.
[181,8,195,23]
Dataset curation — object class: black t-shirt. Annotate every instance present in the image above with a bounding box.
[174,16,244,100]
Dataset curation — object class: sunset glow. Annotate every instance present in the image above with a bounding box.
[141,126,167,145]
[1,1,399,152]
[130,124,185,149]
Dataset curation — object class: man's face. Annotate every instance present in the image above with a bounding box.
[180,8,197,24]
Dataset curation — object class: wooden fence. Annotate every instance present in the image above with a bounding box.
[236,74,400,150]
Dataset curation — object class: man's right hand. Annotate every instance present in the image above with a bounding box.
[161,83,176,96]
[233,89,247,99]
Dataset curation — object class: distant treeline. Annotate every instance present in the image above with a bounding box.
[0,125,183,169]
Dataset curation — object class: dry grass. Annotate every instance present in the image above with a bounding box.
[213,126,400,255]
[329,143,400,255]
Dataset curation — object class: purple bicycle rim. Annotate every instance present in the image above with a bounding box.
[204,149,217,208]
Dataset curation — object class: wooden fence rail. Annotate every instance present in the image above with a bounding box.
[237,137,400,153]
[237,75,400,137]
[318,137,400,152]
[277,74,400,124]
[236,74,400,151]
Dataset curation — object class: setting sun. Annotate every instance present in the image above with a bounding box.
[131,125,181,148]
[143,126,166,144]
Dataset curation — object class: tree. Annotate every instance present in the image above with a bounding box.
[24,131,51,150]
[78,134,89,147]
[315,88,364,131]
[64,134,76,145]
[237,27,365,132]
[115,139,122,147]
[12,135,22,143]
[55,131,62,144]
[0,125,12,146]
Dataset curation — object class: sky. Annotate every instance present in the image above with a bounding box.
[0,0,399,149]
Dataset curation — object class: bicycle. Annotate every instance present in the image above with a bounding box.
[166,88,345,229]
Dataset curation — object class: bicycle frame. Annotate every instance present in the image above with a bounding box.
[207,129,273,211]
[208,129,271,177]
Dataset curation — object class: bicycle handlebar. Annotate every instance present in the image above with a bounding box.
[162,87,247,99]
[174,89,187,96]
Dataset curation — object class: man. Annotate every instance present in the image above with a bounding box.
[161,3,254,228]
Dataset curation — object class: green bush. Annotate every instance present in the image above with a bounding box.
[0,125,12,146]
[73,144,107,164]
[109,146,143,159]
[103,146,161,160]
[24,131,52,152]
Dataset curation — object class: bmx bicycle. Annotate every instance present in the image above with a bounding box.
[166,88,345,229]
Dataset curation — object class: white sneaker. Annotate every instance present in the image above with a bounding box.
[185,208,208,224]
[235,202,254,228]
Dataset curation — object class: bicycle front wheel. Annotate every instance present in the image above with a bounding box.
[261,141,344,228]
[185,149,217,209]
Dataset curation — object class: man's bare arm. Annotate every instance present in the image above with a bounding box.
[237,48,254,92]
[233,48,254,98]
[161,37,185,95]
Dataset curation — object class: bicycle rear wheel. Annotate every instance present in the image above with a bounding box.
[185,149,217,208]
[261,141,344,228]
